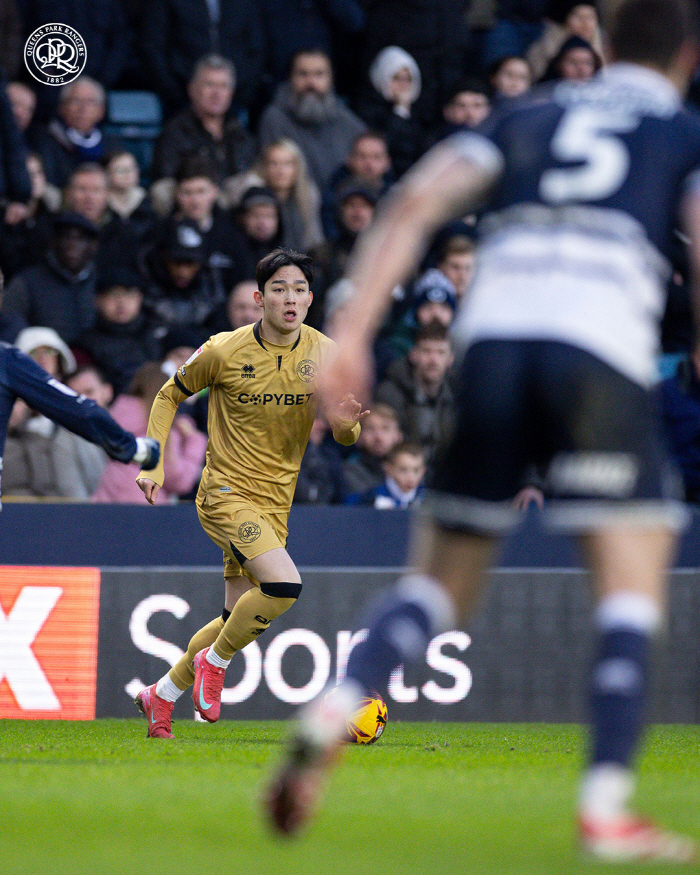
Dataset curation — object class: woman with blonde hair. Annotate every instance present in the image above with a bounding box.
[227,138,324,251]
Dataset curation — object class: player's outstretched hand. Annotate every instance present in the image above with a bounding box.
[132,437,160,470]
[319,341,374,422]
[137,478,160,506]
[337,393,370,424]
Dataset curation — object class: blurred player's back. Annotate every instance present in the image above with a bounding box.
[454,64,700,387]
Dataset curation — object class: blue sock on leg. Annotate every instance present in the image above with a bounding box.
[345,574,457,698]
[581,592,661,819]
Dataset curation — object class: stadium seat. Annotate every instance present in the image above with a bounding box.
[104,91,162,183]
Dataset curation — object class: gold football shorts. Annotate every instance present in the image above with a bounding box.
[197,492,289,581]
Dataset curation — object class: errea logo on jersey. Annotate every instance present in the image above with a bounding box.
[0,567,100,719]
[241,364,256,378]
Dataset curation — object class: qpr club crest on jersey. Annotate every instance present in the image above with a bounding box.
[25,24,86,86]
[238,521,261,543]
[296,359,317,383]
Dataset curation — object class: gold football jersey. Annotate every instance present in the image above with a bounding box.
[139,322,359,512]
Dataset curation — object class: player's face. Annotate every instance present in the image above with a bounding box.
[559,47,597,82]
[176,177,219,222]
[258,265,312,339]
[444,92,490,128]
[291,54,332,97]
[493,59,531,98]
[65,170,108,222]
[385,452,425,493]
[566,4,598,42]
[340,195,374,236]
[439,252,475,295]
[264,146,298,194]
[359,414,402,457]
[190,68,234,117]
[97,286,143,324]
[410,339,453,385]
[227,281,262,329]
[349,137,390,182]
[242,204,279,242]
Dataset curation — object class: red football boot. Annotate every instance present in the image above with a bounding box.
[134,684,174,739]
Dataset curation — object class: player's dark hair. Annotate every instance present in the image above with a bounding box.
[256,248,314,291]
[610,0,699,68]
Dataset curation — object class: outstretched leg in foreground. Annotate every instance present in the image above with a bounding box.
[577,526,695,863]
[265,521,495,835]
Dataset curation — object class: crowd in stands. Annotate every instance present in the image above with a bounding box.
[1,0,700,509]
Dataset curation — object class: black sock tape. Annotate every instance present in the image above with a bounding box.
[260,581,302,599]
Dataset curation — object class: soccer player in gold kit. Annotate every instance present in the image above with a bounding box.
[134,248,367,737]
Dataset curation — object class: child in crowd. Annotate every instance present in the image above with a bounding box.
[343,403,403,497]
[349,442,426,509]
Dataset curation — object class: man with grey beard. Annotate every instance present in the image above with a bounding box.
[258,50,366,190]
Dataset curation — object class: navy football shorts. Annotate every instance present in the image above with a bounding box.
[425,340,688,535]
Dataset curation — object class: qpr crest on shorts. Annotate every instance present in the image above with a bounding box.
[24,24,86,86]
[238,521,261,543]
[296,359,317,383]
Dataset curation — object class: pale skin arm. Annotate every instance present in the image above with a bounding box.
[318,141,500,412]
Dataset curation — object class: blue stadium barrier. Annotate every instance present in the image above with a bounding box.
[1,503,700,568]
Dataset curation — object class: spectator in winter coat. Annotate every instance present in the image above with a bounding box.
[309,180,376,328]
[37,77,116,188]
[375,321,455,463]
[527,1,603,81]
[103,150,157,244]
[321,131,393,241]
[357,46,425,179]
[2,211,99,344]
[150,54,255,209]
[258,50,366,190]
[92,361,207,503]
[0,151,60,280]
[233,186,284,279]
[77,265,166,395]
[142,219,224,345]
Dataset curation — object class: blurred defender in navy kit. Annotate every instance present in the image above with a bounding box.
[267,0,700,861]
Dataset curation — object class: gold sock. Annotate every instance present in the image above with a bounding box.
[212,586,298,661]
[169,616,225,690]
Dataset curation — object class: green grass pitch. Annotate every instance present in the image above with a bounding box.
[0,720,699,875]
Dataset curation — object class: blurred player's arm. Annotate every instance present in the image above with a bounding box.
[137,342,220,503]
[324,135,503,402]
[6,346,158,468]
